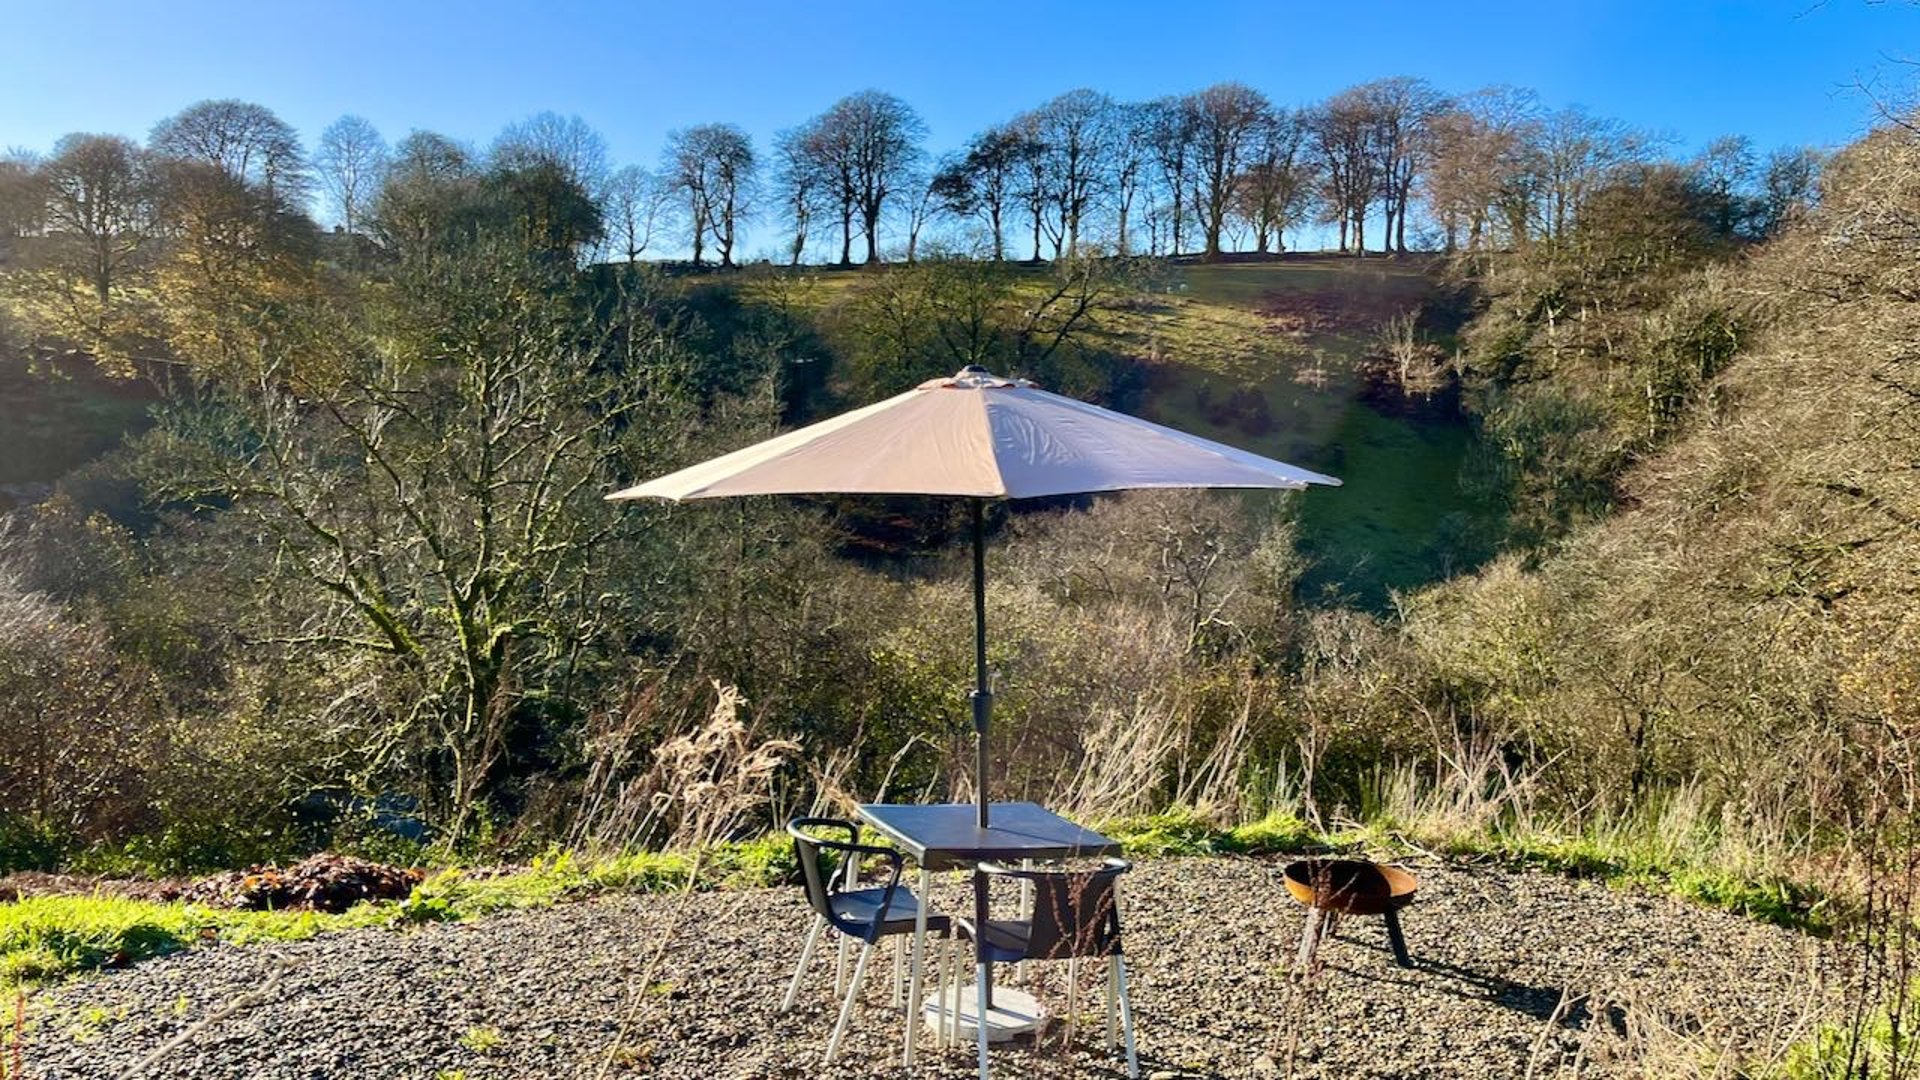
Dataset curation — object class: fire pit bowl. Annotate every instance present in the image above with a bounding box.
[1282,858,1418,916]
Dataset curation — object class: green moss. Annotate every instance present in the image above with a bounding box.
[1099,808,1326,858]
[1222,812,1323,855]
[0,897,217,986]
[1434,830,1829,934]
[0,835,802,990]
[1100,808,1230,856]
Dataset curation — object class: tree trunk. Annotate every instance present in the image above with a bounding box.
[839,208,853,266]
[1116,205,1130,257]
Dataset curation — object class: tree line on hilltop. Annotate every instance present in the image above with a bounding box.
[0,78,1823,291]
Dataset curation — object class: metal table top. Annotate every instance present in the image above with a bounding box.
[855,801,1120,870]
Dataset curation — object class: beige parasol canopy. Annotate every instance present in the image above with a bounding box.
[606,367,1341,502]
[607,366,1341,831]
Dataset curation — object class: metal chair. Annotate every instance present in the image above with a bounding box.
[956,857,1140,1079]
[780,817,954,1064]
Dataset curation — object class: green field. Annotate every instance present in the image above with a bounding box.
[0,355,157,489]
[1120,259,1495,607]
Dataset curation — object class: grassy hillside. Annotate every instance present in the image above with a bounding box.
[1118,260,1492,604]
[0,354,156,494]
[708,255,1494,606]
[2,256,1493,604]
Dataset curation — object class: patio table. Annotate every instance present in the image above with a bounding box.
[855,801,1121,1065]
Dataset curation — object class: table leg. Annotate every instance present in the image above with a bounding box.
[904,865,928,1065]
[893,936,904,1008]
[973,866,993,1004]
[973,863,992,1078]
[975,959,991,1080]
[944,936,958,1047]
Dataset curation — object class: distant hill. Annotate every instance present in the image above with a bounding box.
[1,253,1494,604]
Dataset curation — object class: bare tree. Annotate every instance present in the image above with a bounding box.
[1012,114,1053,260]
[1535,107,1648,242]
[1309,90,1382,253]
[163,247,654,839]
[1234,108,1313,254]
[900,169,936,263]
[1108,103,1153,257]
[313,115,389,237]
[1422,86,1542,253]
[930,125,1037,260]
[373,131,479,256]
[491,111,611,202]
[148,99,308,202]
[604,164,667,264]
[799,91,927,265]
[1692,134,1757,238]
[0,149,44,259]
[40,134,154,306]
[1755,146,1822,237]
[1358,77,1447,254]
[1025,89,1115,258]
[1144,96,1196,255]
[772,127,826,265]
[1188,83,1272,260]
[663,124,756,268]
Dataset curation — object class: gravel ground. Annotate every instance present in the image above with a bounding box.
[21,858,1827,1079]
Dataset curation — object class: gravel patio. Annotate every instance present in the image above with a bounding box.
[22,857,1825,1079]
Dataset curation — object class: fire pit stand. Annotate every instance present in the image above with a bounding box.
[1283,858,1418,971]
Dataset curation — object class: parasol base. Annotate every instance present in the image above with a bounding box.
[923,984,1044,1043]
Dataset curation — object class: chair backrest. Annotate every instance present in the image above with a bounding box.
[786,817,906,943]
[787,817,857,923]
[1003,858,1130,960]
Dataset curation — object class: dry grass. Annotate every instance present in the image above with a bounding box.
[570,681,798,852]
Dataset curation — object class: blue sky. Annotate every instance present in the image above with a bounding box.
[2,0,1914,252]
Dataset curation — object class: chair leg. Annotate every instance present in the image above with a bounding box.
[781,914,827,1013]
[975,961,992,1080]
[1105,956,1118,1050]
[826,941,876,1064]
[1066,957,1079,1043]
[1114,954,1140,1080]
[836,932,850,998]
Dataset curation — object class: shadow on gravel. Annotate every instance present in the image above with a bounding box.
[1325,939,1576,1024]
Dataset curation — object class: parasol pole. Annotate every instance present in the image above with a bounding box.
[970,497,992,829]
